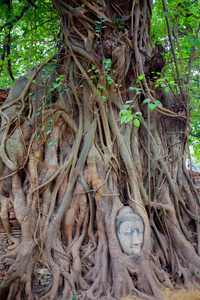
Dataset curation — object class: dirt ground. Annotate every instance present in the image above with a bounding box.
[121,286,200,300]
[160,287,200,300]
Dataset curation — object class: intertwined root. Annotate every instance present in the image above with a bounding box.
[1,0,200,299]
[1,132,200,300]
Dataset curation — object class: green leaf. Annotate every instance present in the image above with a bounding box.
[98,85,106,90]
[156,78,165,82]
[119,110,126,116]
[125,116,133,123]
[97,90,101,96]
[136,74,145,83]
[148,103,157,111]
[129,87,141,94]
[164,87,170,93]
[155,100,162,107]
[134,118,140,127]
[45,57,50,64]
[120,115,127,124]
[101,96,107,101]
[119,110,133,124]
[143,99,151,104]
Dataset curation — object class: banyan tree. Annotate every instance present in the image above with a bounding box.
[0,0,200,299]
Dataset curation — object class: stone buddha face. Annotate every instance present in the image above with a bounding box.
[116,206,144,255]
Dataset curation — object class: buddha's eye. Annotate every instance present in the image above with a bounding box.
[124,231,131,235]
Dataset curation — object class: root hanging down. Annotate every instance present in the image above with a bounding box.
[0,1,200,299]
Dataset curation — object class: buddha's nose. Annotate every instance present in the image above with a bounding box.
[132,231,140,245]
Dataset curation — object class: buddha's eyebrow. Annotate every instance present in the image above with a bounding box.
[137,226,144,230]
[123,229,132,233]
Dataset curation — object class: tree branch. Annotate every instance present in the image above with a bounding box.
[162,0,184,99]
[190,132,200,138]
[0,4,29,32]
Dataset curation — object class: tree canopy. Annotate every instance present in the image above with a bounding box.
[151,0,200,161]
[0,0,60,85]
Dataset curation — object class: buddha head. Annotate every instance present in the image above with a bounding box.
[116,206,144,255]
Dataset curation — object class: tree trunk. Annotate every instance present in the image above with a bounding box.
[0,1,200,299]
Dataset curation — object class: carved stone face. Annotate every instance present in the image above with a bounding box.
[116,207,144,255]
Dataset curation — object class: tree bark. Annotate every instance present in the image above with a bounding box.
[0,1,200,299]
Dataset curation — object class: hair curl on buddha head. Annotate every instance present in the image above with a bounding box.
[115,206,143,232]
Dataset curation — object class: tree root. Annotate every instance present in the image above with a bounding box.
[1,1,200,299]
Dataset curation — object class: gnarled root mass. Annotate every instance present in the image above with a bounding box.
[0,1,200,299]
